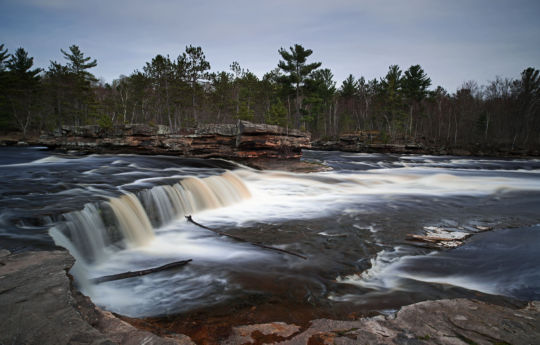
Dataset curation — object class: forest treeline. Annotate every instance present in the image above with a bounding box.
[0,43,539,151]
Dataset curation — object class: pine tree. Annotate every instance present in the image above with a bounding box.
[379,65,405,139]
[46,45,98,126]
[0,44,11,129]
[402,65,431,137]
[277,44,321,127]
[178,45,210,124]
[5,48,42,136]
[61,45,97,82]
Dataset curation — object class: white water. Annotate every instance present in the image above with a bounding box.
[49,170,252,266]
[44,158,540,317]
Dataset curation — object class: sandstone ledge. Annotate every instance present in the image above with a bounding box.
[38,121,311,160]
[1,250,538,345]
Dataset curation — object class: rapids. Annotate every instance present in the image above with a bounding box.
[0,147,539,318]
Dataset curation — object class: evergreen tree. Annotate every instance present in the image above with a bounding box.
[144,54,174,127]
[178,45,210,124]
[304,68,336,133]
[0,44,11,129]
[5,48,42,136]
[339,74,359,131]
[61,45,97,82]
[379,65,405,139]
[46,45,98,126]
[209,71,235,123]
[402,65,431,137]
[340,74,357,98]
[277,44,321,127]
[514,67,540,145]
[266,99,288,127]
[0,44,9,72]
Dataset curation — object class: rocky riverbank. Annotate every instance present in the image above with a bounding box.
[311,131,540,157]
[31,121,311,160]
[1,249,538,345]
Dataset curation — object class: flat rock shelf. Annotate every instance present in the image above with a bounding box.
[1,249,538,345]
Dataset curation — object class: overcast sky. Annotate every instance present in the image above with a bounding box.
[1,0,539,92]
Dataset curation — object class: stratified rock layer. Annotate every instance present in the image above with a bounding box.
[40,121,311,159]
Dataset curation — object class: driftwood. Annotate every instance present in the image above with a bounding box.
[90,259,192,284]
[186,215,307,260]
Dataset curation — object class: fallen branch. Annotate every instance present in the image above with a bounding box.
[186,215,307,260]
[90,259,192,284]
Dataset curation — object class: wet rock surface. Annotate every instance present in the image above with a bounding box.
[222,299,540,345]
[0,250,194,345]
[1,250,539,345]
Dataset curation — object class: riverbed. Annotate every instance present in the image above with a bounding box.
[1,147,539,322]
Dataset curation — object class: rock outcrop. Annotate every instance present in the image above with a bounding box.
[311,131,424,154]
[222,299,540,345]
[311,131,540,157]
[0,250,194,345]
[1,249,539,345]
[39,121,311,159]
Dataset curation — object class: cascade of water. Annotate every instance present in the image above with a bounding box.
[108,193,155,246]
[49,171,251,263]
[61,203,110,262]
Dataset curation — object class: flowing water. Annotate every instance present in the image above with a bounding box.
[1,147,539,319]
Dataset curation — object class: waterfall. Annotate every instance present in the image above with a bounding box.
[108,193,154,246]
[49,171,251,264]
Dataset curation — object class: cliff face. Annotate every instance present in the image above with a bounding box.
[41,121,311,159]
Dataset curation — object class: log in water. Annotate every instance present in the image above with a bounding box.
[1,147,539,318]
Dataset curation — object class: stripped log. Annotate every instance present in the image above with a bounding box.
[90,259,192,284]
[186,215,307,260]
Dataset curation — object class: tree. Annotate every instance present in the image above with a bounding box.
[514,67,540,145]
[208,71,234,123]
[379,65,405,139]
[402,65,431,137]
[266,99,288,127]
[277,44,321,127]
[61,45,97,82]
[304,68,336,134]
[0,44,11,129]
[178,45,210,124]
[340,74,359,130]
[144,54,174,128]
[0,44,9,72]
[5,48,42,136]
[45,45,98,126]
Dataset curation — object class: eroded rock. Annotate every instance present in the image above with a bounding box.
[0,250,194,345]
[41,121,311,159]
[226,299,540,345]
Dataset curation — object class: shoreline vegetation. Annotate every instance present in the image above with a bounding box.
[0,42,539,156]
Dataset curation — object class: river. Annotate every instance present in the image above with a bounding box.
[1,147,539,320]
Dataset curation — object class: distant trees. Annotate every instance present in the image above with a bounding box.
[0,41,539,152]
